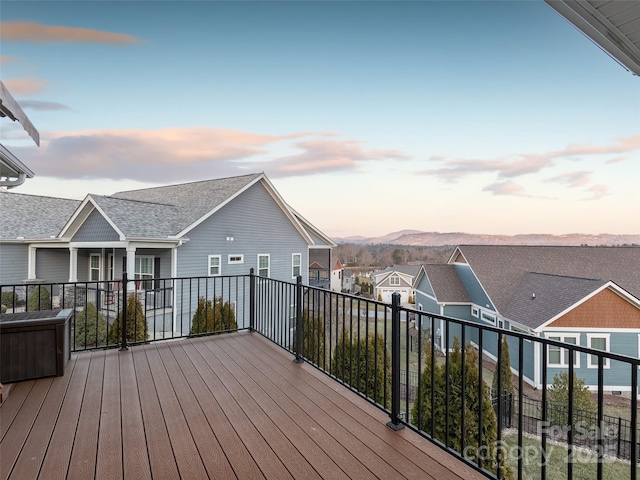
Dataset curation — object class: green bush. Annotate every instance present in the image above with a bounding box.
[108,294,148,344]
[331,330,391,408]
[1,290,18,309]
[74,302,108,347]
[492,335,515,397]
[190,296,237,335]
[547,371,596,427]
[412,337,513,479]
[27,285,51,311]
[302,308,326,369]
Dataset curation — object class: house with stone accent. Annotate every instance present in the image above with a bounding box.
[414,245,640,394]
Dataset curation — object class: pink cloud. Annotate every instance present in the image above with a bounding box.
[3,78,47,96]
[605,156,628,164]
[0,21,143,44]
[254,138,410,177]
[0,55,14,64]
[582,184,610,201]
[10,127,408,183]
[482,181,527,196]
[545,171,591,188]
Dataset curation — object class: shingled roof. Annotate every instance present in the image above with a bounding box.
[422,264,470,303]
[502,272,608,329]
[111,173,262,236]
[0,191,81,239]
[453,245,640,315]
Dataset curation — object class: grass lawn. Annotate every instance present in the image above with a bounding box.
[501,432,637,480]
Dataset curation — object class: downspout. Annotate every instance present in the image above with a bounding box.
[1,173,27,189]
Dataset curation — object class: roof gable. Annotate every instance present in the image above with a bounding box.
[455,245,640,314]
[423,264,471,303]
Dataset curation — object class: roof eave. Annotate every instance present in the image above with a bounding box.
[544,0,640,75]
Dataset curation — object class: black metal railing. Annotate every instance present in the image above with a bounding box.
[2,274,639,480]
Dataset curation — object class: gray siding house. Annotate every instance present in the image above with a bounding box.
[373,264,421,303]
[1,173,335,334]
[414,245,640,395]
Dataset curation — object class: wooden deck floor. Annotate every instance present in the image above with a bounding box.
[1,331,488,480]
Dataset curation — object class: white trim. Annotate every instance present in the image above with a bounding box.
[471,306,479,318]
[545,333,580,368]
[228,254,244,264]
[292,253,301,278]
[586,333,610,369]
[258,254,270,278]
[89,253,101,282]
[542,326,640,333]
[208,255,222,276]
[535,282,640,331]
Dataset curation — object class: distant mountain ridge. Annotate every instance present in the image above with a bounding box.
[335,231,640,247]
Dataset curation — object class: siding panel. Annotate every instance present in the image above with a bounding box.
[72,210,120,242]
[0,244,29,284]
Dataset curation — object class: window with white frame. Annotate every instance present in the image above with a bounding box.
[89,254,101,282]
[228,254,244,264]
[135,256,154,290]
[471,307,479,318]
[587,334,610,369]
[547,334,580,368]
[292,253,301,278]
[258,254,270,278]
[390,276,400,286]
[208,255,221,276]
[481,311,496,325]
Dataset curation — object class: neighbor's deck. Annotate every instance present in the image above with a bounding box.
[1,332,487,479]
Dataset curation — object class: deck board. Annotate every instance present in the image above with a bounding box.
[1,332,489,480]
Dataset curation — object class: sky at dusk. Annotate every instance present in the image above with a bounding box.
[1,0,639,238]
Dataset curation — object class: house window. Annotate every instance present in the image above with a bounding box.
[89,254,101,282]
[228,255,243,264]
[587,334,610,369]
[208,255,221,276]
[135,256,154,290]
[481,312,496,325]
[390,276,400,286]
[471,307,479,318]
[292,253,301,278]
[258,254,270,278]
[547,334,579,368]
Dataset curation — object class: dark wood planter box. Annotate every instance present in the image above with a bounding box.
[0,309,72,383]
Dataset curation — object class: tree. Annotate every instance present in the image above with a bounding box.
[27,285,51,311]
[74,302,108,347]
[408,295,414,304]
[377,293,383,302]
[190,296,237,335]
[331,330,391,408]
[412,337,513,479]
[547,371,596,427]
[108,294,148,344]
[1,290,18,311]
[492,335,515,397]
[302,308,326,369]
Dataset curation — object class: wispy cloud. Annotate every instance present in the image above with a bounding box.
[605,156,628,164]
[19,100,70,111]
[10,127,407,183]
[583,184,610,201]
[0,21,143,44]
[545,171,591,188]
[3,78,47,96]
[251,138,410,177]
[0,55,14,64]
[482,180,527,196]
[423,134,640,183]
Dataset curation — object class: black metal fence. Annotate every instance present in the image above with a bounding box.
[2,273,639,480]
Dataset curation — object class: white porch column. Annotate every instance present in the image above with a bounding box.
[68,247,78,282]
[27,246,37,280]
[126,246,136,292]
[534,339,541,389]
[171,245,179,334]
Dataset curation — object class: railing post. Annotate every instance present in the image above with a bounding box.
[120,272,128,351]
[249,268,255,332]
[294,275,303,363]
[387,292,404,430]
